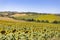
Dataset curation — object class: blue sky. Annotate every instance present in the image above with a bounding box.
[0,0,60,13]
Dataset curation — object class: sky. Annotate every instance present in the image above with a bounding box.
[0,0,60,13]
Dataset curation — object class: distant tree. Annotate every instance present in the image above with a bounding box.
[37,20,40,22]
[0,15,4,17]
[45,20,49,23]
[21,18,25,20]
[52,20,58,24]
[41,20,45,22]
[26,18,35,21]
[40,20,49,23]
[59,21,60,23]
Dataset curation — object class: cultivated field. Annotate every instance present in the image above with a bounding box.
[0,12,60,40]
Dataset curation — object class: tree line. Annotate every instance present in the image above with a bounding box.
[21,18,60,24]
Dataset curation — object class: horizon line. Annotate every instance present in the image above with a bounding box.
[0,11,60,14]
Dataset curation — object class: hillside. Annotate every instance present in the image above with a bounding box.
[10,12,60,23]
[0,12,60,40]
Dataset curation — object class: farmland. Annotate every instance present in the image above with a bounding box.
[12,13,60,23]
[0,12,60,40]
